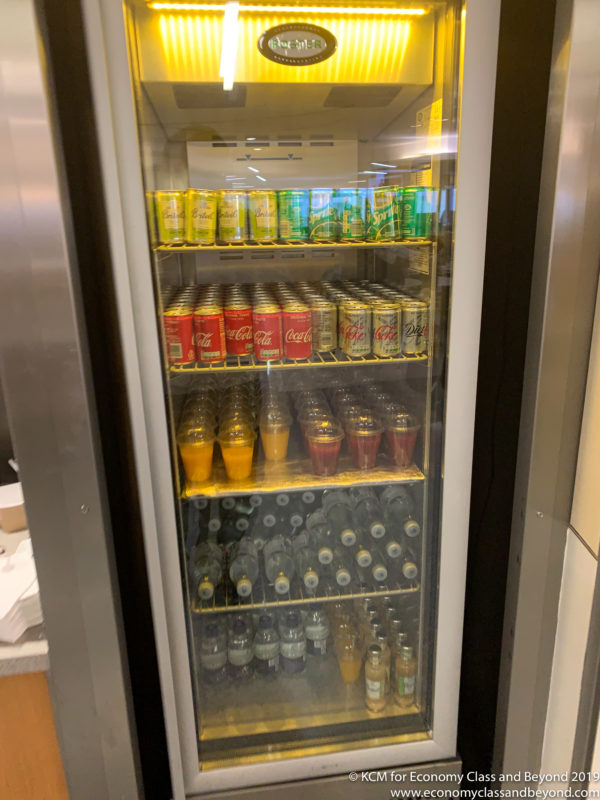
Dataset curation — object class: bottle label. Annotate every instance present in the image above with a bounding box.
[306,637,329,656]
[228,646,253,667]
[280,641,306,659]
[366,677,385,699]
[200,651,227,671]
[397,675,415,695]
[254,642,279,661]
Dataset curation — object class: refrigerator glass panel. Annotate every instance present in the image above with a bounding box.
[123,0,461,771]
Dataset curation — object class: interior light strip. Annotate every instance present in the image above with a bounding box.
[150,3,426,15]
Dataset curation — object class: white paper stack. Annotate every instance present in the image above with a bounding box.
[0,538,42,643]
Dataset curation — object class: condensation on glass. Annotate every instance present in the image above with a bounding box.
[124,0,462,771]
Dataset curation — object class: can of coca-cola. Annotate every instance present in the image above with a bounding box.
[310,298,337,352]
[194,302,226,362]
[253,303,283,361]
[372,302,401,357]
[283,301,312,359]
[164,301,196,364]
[340,300,371,357]
[224,302,253,355]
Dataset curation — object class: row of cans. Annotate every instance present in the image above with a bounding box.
[151,186,435,246]
[162,281,428,365]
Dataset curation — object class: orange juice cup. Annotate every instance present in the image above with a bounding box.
[177,422,215,483]
[218,423,256,481]
[259,407,292,462]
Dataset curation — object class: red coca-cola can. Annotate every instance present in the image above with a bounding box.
[283,301,312,360]
[194,302,226,362]
[164,302,196,364]
[224,302,253,355]
[253,303,283,361]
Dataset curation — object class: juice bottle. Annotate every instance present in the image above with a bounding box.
[337,633,362,684]
[394,642,417,708]
[365,644,387,712]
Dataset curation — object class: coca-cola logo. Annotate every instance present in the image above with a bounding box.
[226,325,253,340]
[374,324,398,342]
[197,332,213,347]
[254,330,273,345]
[285,328,311,343]
[343,323,366,342]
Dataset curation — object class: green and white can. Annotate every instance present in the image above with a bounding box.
[309,188,339,242]
[248,190,278,242]
[277,189,309,241]
[186,189,217,244]
[393,186,404,239]
[402,186,435,239]
[336,188,367,241]
[366,187,397,241]
[218,190,247,243]
[155,190,186,244]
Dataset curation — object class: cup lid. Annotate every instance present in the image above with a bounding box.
[385,409,419,432]
[347,413,383,436]
[178,422,215,444]
[260,407,292,428]
[218,421,256,446]
[306,418,344,443]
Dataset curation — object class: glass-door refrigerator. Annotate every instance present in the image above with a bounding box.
[79,0,500,794]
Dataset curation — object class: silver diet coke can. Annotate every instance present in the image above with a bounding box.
[372,301,401,357]
[340,300,371,357]
[401,300,429,356]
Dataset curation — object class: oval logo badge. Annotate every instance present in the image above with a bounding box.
[258,23,338,67]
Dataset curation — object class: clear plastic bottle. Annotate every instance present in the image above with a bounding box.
[253,613,280,676]
[292,530,320,590]
[229,538,260,598]
[381,531,403,561]
[351,488,386,540]
[332,547,353,587]
[228,617,254,680]
[365,644,387,712]
[370,547,389,583]
[353,531,373,569]
[375,631,391,694]
[401,551,419,581]
[304,603,330,656]
[394,643,417,708]
[312,523,334,566]
[323,490,357,547]
[199,620,227,684]
[279,610,307,675]
[264,532,295,595]
[248,514,274,553]
[305,508,327,530]
[380,485,420,538]
[190,541,223,600]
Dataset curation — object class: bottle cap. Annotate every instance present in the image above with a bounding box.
[403,518,420,538]
[372,563,388,582]
[376,631,387,645]
[370,521,386,539]
[274,575,290,595]
[249,494,262,507]
[198,580,214,600]
[258,614,273,629]
[318,546,333,565]
[355,547,372,568]
[303,569,319,589]
[236,577,253,597]
[336,567,351,586]
[385,540,402,559]
[207,517,221,533]
[290,513,304,528]
[263,514,277,528]
[367,643,382,664]
[401,645,414,660]
[396,632,409,647]
[402,561,418,580]
[222,497,236,510]
[276,494,290,507]
[340,529,357,547]
[236,518,250,532]
[302,491,316,504]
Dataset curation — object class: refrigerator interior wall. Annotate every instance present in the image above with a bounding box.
[123,0,460,774]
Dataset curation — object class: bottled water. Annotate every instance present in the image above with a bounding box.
[401,548,419,580]
[352,489,386,540]
[370,547,389,583]
[292,530,320,590]
[253,613,280,676]
[229,538,259,598]
[279,610,306,674]
[305,508,327,530]
[199,620,227,684]
[264,533,295,595]
[380,485,420,538]
[312,524,334,566]
[190,541,223,600]
[304,603,330,656]
[381,532,403,560]
[332,547,353,587]
[323,490,357,546]
[353,531,373,568]
[228,617,254,680]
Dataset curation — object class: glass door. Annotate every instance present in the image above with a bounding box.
[123,0,461,774]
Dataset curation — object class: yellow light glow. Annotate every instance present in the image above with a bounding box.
[150,3,426,15]
[219,1,240,90]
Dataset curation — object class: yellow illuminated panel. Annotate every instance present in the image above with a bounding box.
[150,4,427,15]
[154,11,425,84]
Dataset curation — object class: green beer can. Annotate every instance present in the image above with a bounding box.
[248,190,278,242]
[366,187,397,241]
[155,190,186,244]
[309,188,339,242]
[218,190,247,243]
[186,189,217,244]
[277,189,309,241]
[403,186,435,239]
[336,188,367,241]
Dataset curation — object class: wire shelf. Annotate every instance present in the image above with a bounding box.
[170,349,427,374]
[191,576,421,615]
[156,239,432,254]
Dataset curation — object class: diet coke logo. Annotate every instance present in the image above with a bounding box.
[374,324,398,342]
[226,325,253,340]
[343,323,366,342]
[254,330,273,345]
[285,328,311,343]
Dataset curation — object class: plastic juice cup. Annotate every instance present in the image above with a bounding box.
[177,423,215,483]
[306,419,344,477]
[259,407,292,461]
[347,414,383,470]
[218,423,256,481]
[384,410,420,467]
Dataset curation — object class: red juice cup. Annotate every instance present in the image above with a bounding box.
[346,413,383,470]
[384,410,420,467]
[298,406,333,453]
[306,419,344,477]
